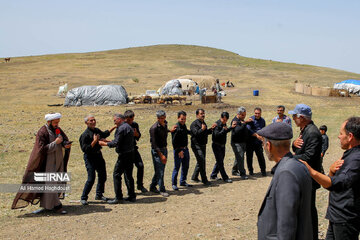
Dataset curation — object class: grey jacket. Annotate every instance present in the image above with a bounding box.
[257,153,313,240]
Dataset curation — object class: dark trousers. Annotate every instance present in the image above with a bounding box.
[81,152,107,200]
[231,142,246,175]
[211,143,229,180]
[150,148,167,192]
[312,187,319,240]
[133,148,145,188]
[172,148,190,186]
[326,220,360,240]
[191,144,209,183]
[113,151,136,199]
[246,143,266,173]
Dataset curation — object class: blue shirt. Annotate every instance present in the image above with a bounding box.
[272,115,292,127]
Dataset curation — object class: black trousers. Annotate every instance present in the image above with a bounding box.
[81,152,107,200]
[133,148,145,188]
[326,220,360,240]
[191,144,209,183]
[312,187,319,240]
[246,143,266,173]
[113,151,136,199]
[210,143,229,180]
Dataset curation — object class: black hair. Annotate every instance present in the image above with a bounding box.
[124,110,135,119]
[196,108,205,115]
[345,117,360,140]
[178,110,187,118]
[221,112,229,119]
[319,125,327,132]
[254,107,262,112]
[277,105,285,110]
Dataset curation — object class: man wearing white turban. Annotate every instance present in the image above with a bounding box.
[12,113,72,214]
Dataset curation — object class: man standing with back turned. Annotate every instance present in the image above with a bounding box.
[257,122,313,240]
[289,103,322,240]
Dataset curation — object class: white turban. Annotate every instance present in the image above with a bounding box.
[45,113,62,121]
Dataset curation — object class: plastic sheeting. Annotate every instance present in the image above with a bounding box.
[160,79,183,95]
[64,85,128,106]
[334,79,360,95]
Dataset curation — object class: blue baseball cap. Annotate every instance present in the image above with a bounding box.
[288,104,312,117]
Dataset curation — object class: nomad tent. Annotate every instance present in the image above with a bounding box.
[157,79,184,95]
[178,75,217,89]
[64,85,128,106]
[333,79,360,95]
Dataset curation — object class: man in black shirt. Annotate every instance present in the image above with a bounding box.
[124,110,148,193]
[290,104,322,240]
[231,107,251,179]
[79,115,116,205]
[300,117,360,240]
[149,110,176,197]
[320,125,329,174]
[171,111,192,190]
[99,114,136,204]
[190,108,215,185]
[210,112,235,183]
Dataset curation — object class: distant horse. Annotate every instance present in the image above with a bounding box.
[4,58,10,62]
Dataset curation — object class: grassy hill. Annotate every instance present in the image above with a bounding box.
[0,44,359,239]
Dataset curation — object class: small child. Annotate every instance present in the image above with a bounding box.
[319,125,329,174]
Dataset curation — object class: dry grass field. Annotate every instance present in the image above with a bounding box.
[0,44,359,239]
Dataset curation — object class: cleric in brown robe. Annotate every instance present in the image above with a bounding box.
[11,113,71,214]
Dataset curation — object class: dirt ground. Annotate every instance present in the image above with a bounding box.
[1,45,359,239]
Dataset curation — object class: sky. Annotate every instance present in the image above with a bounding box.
[1,0,359,73]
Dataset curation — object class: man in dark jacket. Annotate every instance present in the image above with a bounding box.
[257,122,313,240]
[124,110,148,193]
[300,117,360,240]
[149,110,176,197]
[290,104,322,240]
[171,111,192,190]
[246,107,267,176]
[210,112,236,183]
[99,114,136,204]
[231,107,251,179]
[79,115,116,205]
[190,109,215,185]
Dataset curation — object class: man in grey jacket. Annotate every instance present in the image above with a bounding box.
[257,122,313,240]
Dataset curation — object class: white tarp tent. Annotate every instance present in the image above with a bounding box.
[64,85,128,106]
[334,79,360,95]
[157,79,184,95]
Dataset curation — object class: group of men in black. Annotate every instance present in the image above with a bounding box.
[78,105,360,240]
[78,107,268,202]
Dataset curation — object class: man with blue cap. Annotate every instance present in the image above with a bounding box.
[257,122,312,240]
[289,103,322,240]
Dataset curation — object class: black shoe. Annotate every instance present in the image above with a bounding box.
[95,195,109,201]
[80,200,88,206]
[191,178,201,183]
[203,181,211,186]
[172,185,179,191]
[232,172,240,176]
[124,197,136,203]
[180,182,193,187]
[224,179,233,183]
[150,187,160,194]
[137,186,148,193]
[107,198,123,204]
[261,172,267,176]
[249,171,254,176]
[241,175,249,180]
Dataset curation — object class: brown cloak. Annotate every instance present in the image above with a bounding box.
[11,125,70,209]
